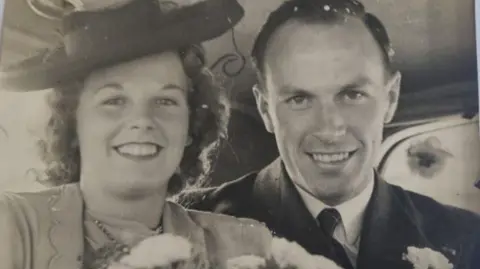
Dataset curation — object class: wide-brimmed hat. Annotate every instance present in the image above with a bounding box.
[0,0,244,91]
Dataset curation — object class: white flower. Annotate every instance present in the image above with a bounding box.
[107,262,134,269]
[270,237,343,269]
[402,246,454,269]
[119,234,192,268]
[226,255,267,269]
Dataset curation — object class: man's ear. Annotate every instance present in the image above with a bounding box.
[384,71,401,124]
[252,84,274,133]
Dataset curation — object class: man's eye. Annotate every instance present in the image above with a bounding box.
[340,90,368,103]
[285,95,311,110]
[102,97,126,106]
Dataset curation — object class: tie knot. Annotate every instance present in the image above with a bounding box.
[317,208,342,237]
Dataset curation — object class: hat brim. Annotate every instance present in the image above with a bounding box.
[1,0,244,91]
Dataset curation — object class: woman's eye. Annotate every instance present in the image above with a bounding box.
[155,98,178,106]
[102,97,126,106]
[286,95,312,110]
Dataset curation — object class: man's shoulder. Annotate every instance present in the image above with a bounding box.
[176,171,260,213]
[389,182,480,237]
[177,158,283,214]
[400,185,480,220]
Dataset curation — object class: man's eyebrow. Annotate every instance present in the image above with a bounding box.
[341,76,373,90]
[278,86,312,96]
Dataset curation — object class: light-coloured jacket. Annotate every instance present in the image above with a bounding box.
[0,183,272,269]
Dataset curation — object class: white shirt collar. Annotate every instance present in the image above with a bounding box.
[294,178,374,245]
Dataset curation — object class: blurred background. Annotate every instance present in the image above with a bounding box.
[0,0,479,212]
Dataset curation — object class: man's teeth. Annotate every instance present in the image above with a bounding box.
[311,152,350,163]
[116,144,159,157]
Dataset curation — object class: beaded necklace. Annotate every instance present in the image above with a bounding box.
[91,218,163,252]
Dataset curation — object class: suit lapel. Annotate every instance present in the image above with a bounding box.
[254,161,433,269]
[253,159,331,255]
[357,176,429,269]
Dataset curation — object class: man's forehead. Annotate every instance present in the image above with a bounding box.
[265,18,381,63]
[263,18,386,91]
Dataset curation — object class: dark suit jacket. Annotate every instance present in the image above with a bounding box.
[178,158,480,269]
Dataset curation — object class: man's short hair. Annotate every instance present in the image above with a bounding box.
[251,0,395,88]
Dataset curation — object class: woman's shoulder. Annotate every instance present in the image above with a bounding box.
[0,184,85,269]
[168,201,272,256]
[0,183,81,217]
[188,206,268,229]
[169,200,269,229]
[0,184,64,207]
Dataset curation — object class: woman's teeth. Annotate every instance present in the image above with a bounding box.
[115,143,159,157]
[310,152,351,163]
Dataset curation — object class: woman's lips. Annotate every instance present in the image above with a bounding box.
[113,142,162,160]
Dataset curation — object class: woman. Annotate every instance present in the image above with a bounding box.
[0,0,272,268]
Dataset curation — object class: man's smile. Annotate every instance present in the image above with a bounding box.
[306,150,357,165]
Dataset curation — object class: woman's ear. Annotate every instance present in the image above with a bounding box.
[175,166,181,175]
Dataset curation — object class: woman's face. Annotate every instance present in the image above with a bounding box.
[76,52,190,197]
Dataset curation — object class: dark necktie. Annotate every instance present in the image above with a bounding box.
[317,208,355,269]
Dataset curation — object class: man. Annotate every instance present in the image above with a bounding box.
[179,0,480,268]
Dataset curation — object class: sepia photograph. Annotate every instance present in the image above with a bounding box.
[0,0,478,268]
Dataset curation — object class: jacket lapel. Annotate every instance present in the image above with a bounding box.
[253,159,331,255]
[48,184,85,269]
[254,160,432,269]
[357,176,429,269]
[163,201,273,269]
[163,201,209,269]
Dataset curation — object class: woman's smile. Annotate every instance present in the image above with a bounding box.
[113,142,162,161]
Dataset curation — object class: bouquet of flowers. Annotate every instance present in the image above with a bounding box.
[96,233,456,269]
[105,234,196,269]
[226,238,344,269]
[101,234,344,269]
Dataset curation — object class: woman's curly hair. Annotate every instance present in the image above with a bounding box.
[37,45,229,193]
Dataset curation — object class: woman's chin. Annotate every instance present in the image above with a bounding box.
[109,180,169,198]
[105,172,169,191]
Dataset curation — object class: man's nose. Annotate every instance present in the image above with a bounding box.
[312,103,346,143]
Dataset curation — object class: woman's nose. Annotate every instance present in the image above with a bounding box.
[129,118,155,131]
[127,104,155,131]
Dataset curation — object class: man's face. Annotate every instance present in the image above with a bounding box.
[255,18,400,205]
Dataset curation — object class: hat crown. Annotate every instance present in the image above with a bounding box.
[62,0,160,36]
[1,0,245,91]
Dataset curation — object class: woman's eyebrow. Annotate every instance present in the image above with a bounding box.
[93,83,124,94]
[162,83,186,92]
[91,82,186,94]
